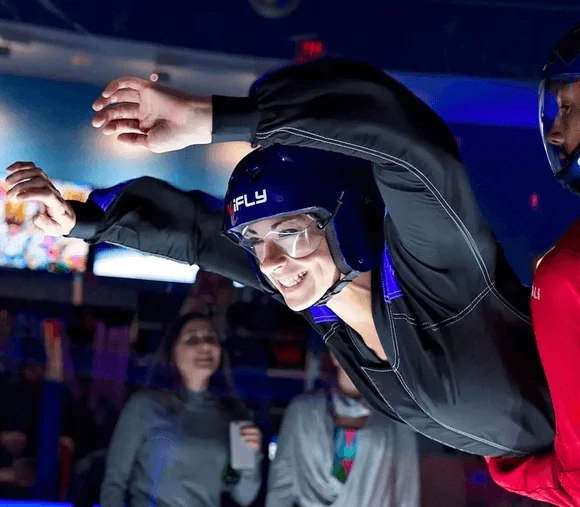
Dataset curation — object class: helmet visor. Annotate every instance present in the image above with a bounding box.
[539,76,580,176]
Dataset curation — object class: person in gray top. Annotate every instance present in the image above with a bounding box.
[100,312,263,507]
[267,352,420,507]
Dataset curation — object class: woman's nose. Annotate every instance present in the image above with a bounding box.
[259,239,287,273]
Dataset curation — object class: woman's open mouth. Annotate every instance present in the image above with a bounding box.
[277,271,307,290]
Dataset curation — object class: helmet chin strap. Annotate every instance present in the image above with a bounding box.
[312,270,360,306]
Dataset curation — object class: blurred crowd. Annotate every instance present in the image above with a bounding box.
[0,271,546,507]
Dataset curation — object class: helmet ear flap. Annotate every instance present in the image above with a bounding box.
[324,223,351,275]
[327,186,384,274]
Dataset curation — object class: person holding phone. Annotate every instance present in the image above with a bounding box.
[100,312,262,507]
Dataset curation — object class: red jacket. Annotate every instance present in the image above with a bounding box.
[488,219,580,506]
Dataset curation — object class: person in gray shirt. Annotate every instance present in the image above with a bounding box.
[100,312,263,507]
[267,352,419,507]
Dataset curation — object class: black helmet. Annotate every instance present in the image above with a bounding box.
[540,23,580,194]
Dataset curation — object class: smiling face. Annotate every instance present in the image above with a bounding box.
[241,213,341,311]
[172,318,222,385]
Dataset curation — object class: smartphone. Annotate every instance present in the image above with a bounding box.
[229,421,256,470]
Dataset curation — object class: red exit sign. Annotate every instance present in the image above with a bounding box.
[296,39,325,62]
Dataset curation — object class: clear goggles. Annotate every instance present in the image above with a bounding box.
[235,213,330,262]
[539,76,580,176]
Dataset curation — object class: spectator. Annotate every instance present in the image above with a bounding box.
[266,352,420,507]
[101,311,262,507]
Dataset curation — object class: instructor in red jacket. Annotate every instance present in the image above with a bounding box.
[488,23,580,507]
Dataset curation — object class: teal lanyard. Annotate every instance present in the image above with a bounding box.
[333,426,358,483]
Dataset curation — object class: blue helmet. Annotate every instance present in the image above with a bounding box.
[540,23,580,194]
[223,145,384,304]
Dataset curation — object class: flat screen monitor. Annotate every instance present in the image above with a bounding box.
[0,179,91,273]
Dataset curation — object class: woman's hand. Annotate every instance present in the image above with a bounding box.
[239,425,262,453]
[92,76,213,153]
[5,162,76,236]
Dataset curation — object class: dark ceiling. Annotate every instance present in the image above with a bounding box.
[1,0,578,79]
